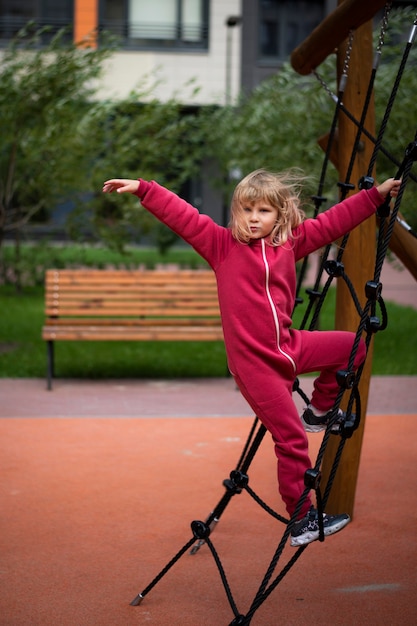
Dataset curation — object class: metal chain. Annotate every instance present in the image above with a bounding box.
[312,69,337,102]
[312,29,354,99]
[338,29,354,93]
[377,2,392,53]
[314,3,393,99]
[374,2,392,69]
[342,29,354,75]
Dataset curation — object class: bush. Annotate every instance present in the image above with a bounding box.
[0,242,209,287]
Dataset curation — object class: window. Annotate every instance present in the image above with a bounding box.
[100,0,209,50]
[0,0,74,43]
[259,0,324,61]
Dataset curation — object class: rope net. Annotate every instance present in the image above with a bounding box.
[131,5,417,624]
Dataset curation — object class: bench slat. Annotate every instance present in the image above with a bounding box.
[45,308,220,316]
[43,325,224,341]
[45,271,216,284]
[43,317,221,327]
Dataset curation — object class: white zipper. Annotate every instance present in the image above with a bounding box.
[261,239,296,373]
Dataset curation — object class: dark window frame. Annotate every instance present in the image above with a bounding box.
[259,0,324,63]
[98,0,210,52]
[0,0,74,45]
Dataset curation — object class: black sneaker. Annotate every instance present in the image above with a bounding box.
[290,506,350,547]
[301,407,349,434]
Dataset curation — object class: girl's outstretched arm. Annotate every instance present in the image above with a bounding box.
[102,177,229,268]
[103,179,139,194]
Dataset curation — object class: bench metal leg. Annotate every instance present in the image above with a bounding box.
[46,341,54,391]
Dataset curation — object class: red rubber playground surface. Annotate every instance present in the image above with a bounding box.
[1,375,417,626]
[1,257,416,625]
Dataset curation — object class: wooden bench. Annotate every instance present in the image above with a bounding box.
[42,268,224,390]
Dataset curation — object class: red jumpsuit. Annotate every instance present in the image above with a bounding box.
[135,182,384,517]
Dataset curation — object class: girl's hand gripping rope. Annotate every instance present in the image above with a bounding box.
[376,177,401,200]
[376,177,402,217]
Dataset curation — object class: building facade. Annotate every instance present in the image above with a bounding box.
[0,1,348,105]
[0,0,242,106]
[2,1,415,230]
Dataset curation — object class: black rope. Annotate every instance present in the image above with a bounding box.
[368,13,417,176]
[234,415,260,471]
[205,536,241,619]
[242,545,307,625]
[343,24,383,188]
[295,32,355,297]
[299,138,416,447]
[240,19,417,621]
[296,11,389,306]
[244,484,289,524]
[242,17,417,619]
[239,15,417,612]
[338,103,417,184]
[131,8,417,624]
[312,8,417,186]
[298,6,417,385]
[130,536,197,606]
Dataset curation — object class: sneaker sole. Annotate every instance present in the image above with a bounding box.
[290,516,350,547]
[300,416,326,433]
[300,416,342,435]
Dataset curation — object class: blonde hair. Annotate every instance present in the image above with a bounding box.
[229,169,306,246]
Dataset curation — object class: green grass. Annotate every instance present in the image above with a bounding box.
[0,285,227,379]
[1,284,416,379]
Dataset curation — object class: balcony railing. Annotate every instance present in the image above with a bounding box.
[98,20,209,51]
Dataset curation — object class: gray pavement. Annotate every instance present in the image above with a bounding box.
[1,375,416,418]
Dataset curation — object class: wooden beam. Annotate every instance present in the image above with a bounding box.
[291,0,387,75]
[380,216,417,281]
[319,9,376,519]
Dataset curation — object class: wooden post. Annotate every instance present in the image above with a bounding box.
[319,10,377,518]
[291,0,388,517]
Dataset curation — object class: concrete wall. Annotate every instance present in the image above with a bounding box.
[95,0,242,106]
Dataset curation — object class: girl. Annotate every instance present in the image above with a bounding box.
[103,170,400,546]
